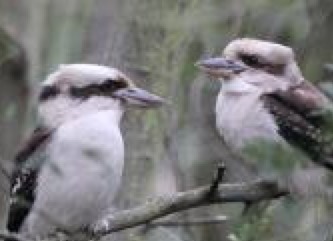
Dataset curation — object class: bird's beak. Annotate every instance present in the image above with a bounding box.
[113,87,166,108]
[196,57,247,79]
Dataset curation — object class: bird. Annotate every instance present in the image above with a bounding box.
[7,63,165,238]
[196,38,333,171]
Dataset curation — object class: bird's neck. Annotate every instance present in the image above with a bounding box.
[38,96,124,129]
[221,77,260,94]
[216,87,280,150]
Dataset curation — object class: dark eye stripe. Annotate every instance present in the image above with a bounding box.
[39,85,60,101]
[39,79,128,101]
[239,54,265,68]
[70,79,128,99]
[239,53,285,75]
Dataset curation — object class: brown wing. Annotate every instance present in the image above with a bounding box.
[262,90,333,171]
[14,126,53,164]
[276,81,332,125]
[8,126,53,232]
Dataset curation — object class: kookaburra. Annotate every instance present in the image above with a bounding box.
[7,64,165,237]
[197,38,333,170]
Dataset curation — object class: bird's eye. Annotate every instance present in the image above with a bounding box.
[240,54,262,68]
[105,78,128,91]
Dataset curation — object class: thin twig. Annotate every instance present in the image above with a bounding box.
[207,163,226,197]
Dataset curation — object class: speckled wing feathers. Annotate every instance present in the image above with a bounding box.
[262,93,333,170]
[8,126,53,232]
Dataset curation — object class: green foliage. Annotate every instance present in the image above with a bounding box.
[231,203,275,241]
[0,30,18,65]
[242,140,307,173]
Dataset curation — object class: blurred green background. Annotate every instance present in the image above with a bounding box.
[1,0,333,241]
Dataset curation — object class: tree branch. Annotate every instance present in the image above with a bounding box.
[146,215,228,228]
[0,230,32,241]
[92,178,288,237]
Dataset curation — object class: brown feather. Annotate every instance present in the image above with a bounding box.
[277,81,329,115]
[14,126,53,164]
[262,93,333,170]
[8,126,53,232]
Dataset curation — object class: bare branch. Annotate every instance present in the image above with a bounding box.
[146,215,228,228]
[0,231,32,241]
[92,178,288,237]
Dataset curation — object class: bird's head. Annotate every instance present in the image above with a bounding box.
[197,38,304,93]
[38,64,165,127]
